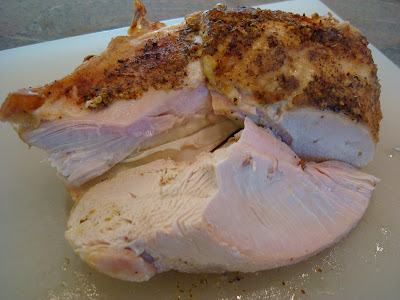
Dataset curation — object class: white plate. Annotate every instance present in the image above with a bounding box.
[1,0,399,299]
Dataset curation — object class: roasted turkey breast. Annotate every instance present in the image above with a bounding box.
[0,3,381,188]
[0,1,381,282]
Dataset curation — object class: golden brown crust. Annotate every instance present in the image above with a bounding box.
[0,5,381,140]
[53,24,199,107]
[0,88,44,126]
[0,22,200,119]
[195,6,381,141]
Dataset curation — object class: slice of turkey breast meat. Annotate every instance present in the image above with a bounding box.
[20,82,239,188]
[66,119,378,282]
[200,7,381,167]
[0,4,381,190]
[0,21,240,188]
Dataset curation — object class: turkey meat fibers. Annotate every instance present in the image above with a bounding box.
[66,119,378,282]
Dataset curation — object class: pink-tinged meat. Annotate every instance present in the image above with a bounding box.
[65,119,378,281]
[212,91,376,167]
[22,85,239,186]
[203,120,377,265]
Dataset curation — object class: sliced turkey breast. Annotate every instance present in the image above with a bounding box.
[0,3,381,189]
[200,6,381,167]
[66,119,378,281]
[0,19,240,187]
[19,83,238,187]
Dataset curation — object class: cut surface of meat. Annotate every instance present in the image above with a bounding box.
[66,118,240,200]
[65,119,378,281]
[21,84,239,186]
[212,91,376,166]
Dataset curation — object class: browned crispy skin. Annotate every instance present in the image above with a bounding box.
[0,88,45,124]
[0,22,200,124]
[0,5,381,140]
[196,6,381,141]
